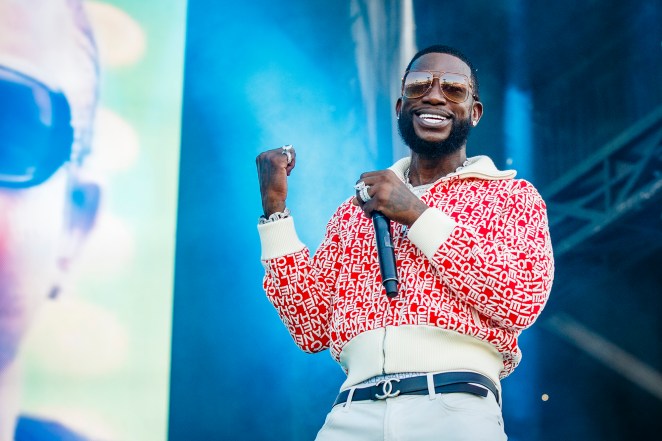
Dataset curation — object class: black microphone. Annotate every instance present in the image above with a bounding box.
[372,211,398,298]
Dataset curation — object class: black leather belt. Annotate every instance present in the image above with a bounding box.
[333,371,499,407]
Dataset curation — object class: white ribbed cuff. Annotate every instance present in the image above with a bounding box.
[407,208,457,260]
[257,216,306,260]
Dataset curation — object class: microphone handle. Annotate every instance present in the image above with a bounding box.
[372,211,398,298]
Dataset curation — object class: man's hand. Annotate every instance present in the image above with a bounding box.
[353,170,428,227]
[256,146,296,217]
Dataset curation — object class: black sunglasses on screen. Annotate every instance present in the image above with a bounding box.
[0,65,73,188]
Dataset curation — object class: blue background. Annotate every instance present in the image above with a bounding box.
[169,1,662,440]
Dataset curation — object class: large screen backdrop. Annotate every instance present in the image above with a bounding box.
[15,1,187,439]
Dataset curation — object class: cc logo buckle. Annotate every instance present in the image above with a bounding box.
[375,378,401,399]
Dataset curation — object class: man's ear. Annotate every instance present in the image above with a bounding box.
[50,179,100,298]
[59,179,100,270]
[68,180,100,235]
[471,100,483,126]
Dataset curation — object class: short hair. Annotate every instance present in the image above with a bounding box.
[405,45,480,99]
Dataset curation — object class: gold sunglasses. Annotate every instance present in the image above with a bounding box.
[401,70,478,103]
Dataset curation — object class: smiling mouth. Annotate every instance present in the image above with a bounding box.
[416,113,451,126]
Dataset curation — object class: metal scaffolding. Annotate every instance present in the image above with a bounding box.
[543,105,662,258]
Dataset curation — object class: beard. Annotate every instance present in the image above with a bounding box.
[398,112,472,159]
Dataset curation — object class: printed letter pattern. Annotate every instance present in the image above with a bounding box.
[262,177,554,378]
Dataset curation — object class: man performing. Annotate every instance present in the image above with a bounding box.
[255,45,554,440]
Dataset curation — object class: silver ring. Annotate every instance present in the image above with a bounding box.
[354,181,371,203]
[281,144,293,164]
[359,186,371,203]
[354,181,367,191]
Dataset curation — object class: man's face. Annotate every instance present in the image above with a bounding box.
[0,0,99,371]
[396,52,482,158]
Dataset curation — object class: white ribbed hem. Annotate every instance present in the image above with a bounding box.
[407,208,457,260]
[257,216,305,260]
[338,325,503,391]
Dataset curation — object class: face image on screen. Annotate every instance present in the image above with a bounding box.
[0,1,186,439]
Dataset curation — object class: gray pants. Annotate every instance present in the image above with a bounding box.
[315,391,507,441]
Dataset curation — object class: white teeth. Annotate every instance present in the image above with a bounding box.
[419,113,448,123]
[418,113,447,121]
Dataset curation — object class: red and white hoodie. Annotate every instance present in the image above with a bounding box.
[258,155,554,389]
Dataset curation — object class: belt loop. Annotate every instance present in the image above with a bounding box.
[426,373,436,400]
[342,388,356,411]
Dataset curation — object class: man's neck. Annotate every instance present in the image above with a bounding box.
[408,148,467,186]
[0,359,21,441]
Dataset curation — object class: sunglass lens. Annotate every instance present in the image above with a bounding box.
[0,70,73,188]
[440,74,470,102]
[403,71,433,98]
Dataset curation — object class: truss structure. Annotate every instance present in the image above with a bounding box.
[543,105,662,258]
